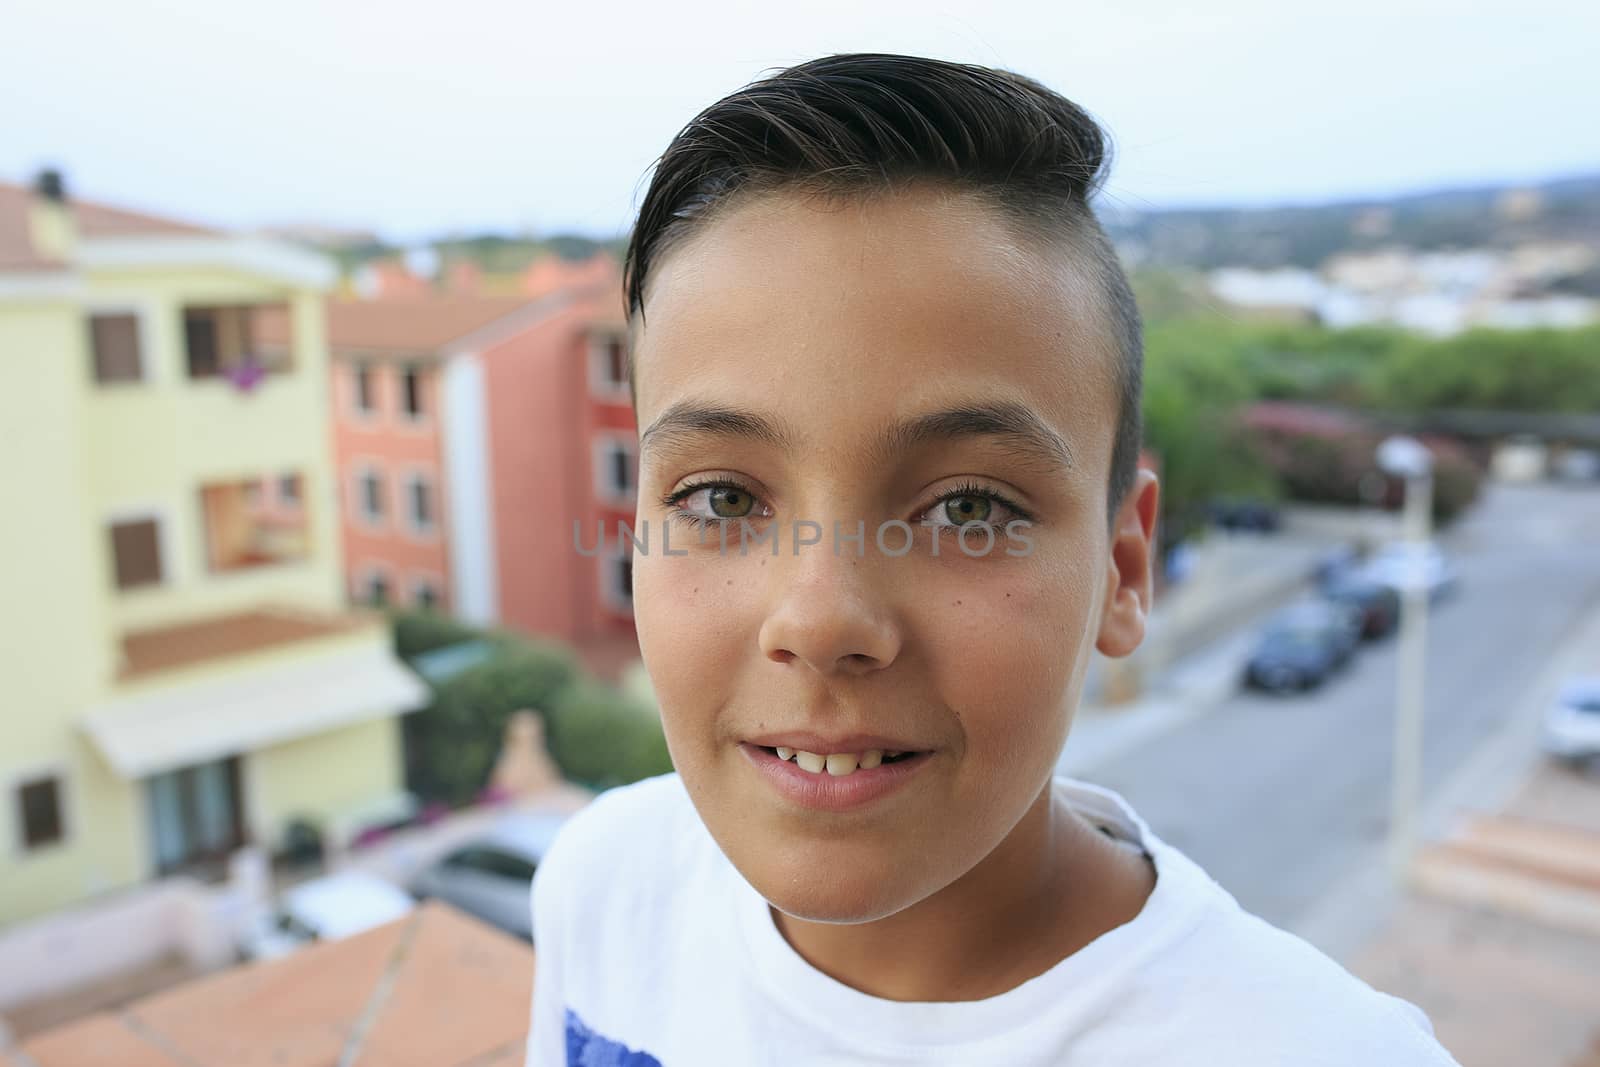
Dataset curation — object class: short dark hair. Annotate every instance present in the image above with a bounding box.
[624,53,1143,516]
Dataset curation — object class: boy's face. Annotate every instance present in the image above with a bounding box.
[630,186,1154,923]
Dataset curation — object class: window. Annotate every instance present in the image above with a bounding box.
[602,339,626,387]
[594,438,636,501]
[89,313,143,384]
[279,474,300,506]
[366,570,391,606]
[146,758,242,875]
[358,468,385,524]
[109,518,163,590]
[412,576,440,611]
[200,476,309,573]
[445,846,537,883]
[590,334,630,399]
[602,554,634,613]
[353,362,376,415]
[400,365,424,419]
[406,474,435,533]
[184,311,220,378]
[18,776,64,851]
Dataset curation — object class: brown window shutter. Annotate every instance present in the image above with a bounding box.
[90,314,143,383]
[110,519,163,589]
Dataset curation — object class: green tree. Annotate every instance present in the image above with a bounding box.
[1373,326,1600,413]
[1141,320,1276,544]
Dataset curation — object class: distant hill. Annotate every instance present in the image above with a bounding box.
[1102,173,1600,270]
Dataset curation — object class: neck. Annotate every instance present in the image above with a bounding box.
[771,781,1155,1002]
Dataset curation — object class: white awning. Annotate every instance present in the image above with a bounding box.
[84,640,430,780]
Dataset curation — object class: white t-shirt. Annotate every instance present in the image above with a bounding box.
[526,773,1459,1066]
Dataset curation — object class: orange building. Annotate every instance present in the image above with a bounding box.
[263,273,639,671]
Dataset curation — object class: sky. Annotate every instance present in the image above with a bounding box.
[3,0,1597,243]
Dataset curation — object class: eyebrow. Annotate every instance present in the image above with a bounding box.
[876,402,1075,475]
[640,399,1073,474]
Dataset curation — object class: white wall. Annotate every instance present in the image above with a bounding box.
[441,353,498,625]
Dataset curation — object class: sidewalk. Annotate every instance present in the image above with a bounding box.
[1350,761,1600,1067]
[1342,595,1600,1067]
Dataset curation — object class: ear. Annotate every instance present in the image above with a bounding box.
[1095,469,1160,659]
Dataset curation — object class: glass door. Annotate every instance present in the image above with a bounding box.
[145,756,246,877]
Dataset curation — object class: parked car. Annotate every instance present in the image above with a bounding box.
[1321,576,1401,640]
[242,870,416,961]
[408,811,570,940]
[1243,602,1362,693]
[1554,449,1600,483]
[1543,676,1600,766]
[1209,497,1282,533]
[1313,545,1361,590]
[1361,542,1461,602]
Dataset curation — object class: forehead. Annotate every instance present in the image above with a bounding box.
[633,186,1118,460]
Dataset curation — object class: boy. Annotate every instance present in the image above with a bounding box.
[528,54,1458,1065]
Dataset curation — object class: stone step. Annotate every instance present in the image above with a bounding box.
[1411,815,1600,938]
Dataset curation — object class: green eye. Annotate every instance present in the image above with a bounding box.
[709,487,754,518]
[943,495,992,525]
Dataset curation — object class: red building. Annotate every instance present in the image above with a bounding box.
[261,269,639,674]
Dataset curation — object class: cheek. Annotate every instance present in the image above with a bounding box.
[917,553,1099,777]
[632,551,760,749]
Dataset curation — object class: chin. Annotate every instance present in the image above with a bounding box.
[737,848,929,925]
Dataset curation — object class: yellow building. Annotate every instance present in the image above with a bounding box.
[0,173,427,925]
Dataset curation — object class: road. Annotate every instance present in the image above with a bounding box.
[1083,482,1600,932]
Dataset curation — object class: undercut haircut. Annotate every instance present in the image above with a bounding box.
[624,52,1143,517]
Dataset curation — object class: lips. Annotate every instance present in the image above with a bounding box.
[740,737,933,811]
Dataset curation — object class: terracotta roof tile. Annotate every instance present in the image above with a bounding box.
[463,1043,530,1066]
[522,253,619,300]
[0,180,213,271]
[122,914,405,1067]
[20,1013,187,1067]
[320,296,536,353]
[119,607,374,680]
[350,904,534,1067]
[18,903,535,1067]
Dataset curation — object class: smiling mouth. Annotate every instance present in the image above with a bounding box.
[756,745,921,777]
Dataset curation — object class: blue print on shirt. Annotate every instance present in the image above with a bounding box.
[565,1008,663,1067]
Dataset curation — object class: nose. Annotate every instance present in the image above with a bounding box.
[757,548,902,677]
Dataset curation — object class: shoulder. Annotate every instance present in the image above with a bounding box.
[533,773,709,920]
[1138,846,1456,1063]
[1054,779,1455,1063]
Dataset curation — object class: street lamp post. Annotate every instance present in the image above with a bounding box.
[1376,436,1434,885]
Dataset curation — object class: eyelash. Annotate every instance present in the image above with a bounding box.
[660,478,1034,530]
[660,478,768,531]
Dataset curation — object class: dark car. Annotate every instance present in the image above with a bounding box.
[1244,603,1361,693]
[1321,577,1401,640]
[408,811,569,941]
[1209,498,1282,533]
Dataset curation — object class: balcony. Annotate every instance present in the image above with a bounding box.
[91,606,427,780]
[183,303,293,383]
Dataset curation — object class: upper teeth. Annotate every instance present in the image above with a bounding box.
[776,748,891,775]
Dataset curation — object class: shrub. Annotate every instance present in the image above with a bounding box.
[545,680,673,791]
[1245,406,1483,526]
[402,640,583,807]
[391,609,486,662]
